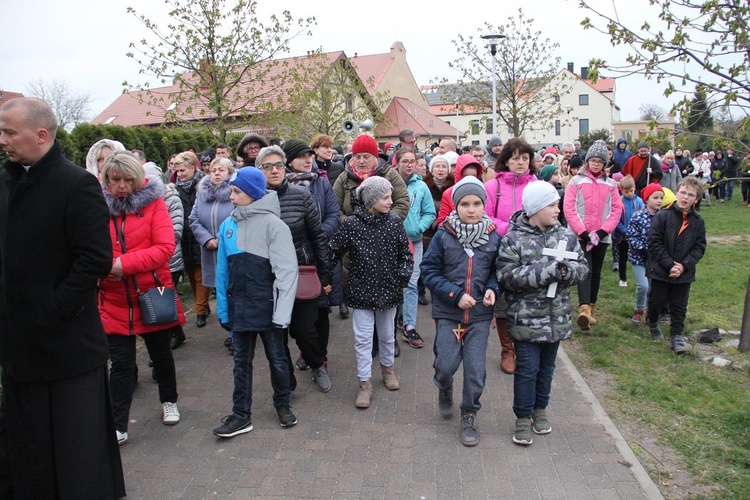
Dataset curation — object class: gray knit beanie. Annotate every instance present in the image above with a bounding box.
[452,176,487,206]
[357,176,393,209]
[585,140,608,163]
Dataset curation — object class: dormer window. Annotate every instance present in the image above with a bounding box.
[104,116,117,125]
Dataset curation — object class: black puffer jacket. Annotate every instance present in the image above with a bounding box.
[270,180,333,286]
[329,200,413,311]
[647,205,706,284]
[175,173,204,266]
[315,157,345,187]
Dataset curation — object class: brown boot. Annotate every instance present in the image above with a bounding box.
[577,304,593,331]
[497,318,515,374]
[381,364,400,391]
[355,379,372,408]
[589,303,598,325]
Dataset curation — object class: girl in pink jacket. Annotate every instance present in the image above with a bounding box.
[563,140,622,331]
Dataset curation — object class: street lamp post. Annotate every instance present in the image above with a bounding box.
[481,34,506,137]
[455,101,459,144]
[564,105,574,142]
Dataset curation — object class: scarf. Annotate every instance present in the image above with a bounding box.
[286,170,318,190]
[197,178,231,203]
[353,165,375,182]
[446,212,492,248]
[661,162,675,173]
[176,178,195,192]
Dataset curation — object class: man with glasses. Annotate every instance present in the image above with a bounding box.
[470,145,495,182]
[235,133,268,168]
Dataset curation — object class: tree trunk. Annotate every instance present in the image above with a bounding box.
[739,275,750,352]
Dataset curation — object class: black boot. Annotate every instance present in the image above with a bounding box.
[339,302,349,319]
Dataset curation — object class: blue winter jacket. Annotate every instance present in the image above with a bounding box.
[614,194,645,243]
[216,191,298,331]
[403,174,437,242]
[420,219,501,325]
[613,138,633,168]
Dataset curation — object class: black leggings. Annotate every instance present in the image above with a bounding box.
[577,242,609,305]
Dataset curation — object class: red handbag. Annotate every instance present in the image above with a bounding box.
[295,265,322,300]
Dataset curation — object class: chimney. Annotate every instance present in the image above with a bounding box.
[581,67,589,80]
[354,53,358,58]
[567,62,574,73]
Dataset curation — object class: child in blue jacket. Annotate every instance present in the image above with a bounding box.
[421,176,500,447]
[213,167,299,437]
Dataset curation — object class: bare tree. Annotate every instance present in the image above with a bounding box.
[26,78,93,130]
[639,103,666,121]
[437,8,570,138]
[126,0,315,142]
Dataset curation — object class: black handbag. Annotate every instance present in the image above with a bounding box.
[113,216,178,325]
[134,272,179,325]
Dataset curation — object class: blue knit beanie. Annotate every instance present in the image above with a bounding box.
[230,167,266,200]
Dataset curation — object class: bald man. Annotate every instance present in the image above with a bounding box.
[0,97,125,498]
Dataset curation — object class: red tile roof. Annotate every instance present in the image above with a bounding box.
[376,97,462,139]
[348,52,394,92]
[92,52,348,127]
[585,77,615,93]
[0,91,24,108]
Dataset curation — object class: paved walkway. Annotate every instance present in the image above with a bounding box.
[121,302,663,499]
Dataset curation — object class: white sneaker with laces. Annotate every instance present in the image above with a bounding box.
[619,280,628,287]
[162,402,181,425]
[116,430,128,446]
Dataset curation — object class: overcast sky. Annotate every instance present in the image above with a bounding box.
[1,0,684,122]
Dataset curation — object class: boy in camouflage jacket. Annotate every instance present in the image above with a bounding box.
[497,182,588,446]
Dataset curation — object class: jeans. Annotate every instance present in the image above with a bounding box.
[577,242,608,305]
[108,329,177,432]
[632,264,649,311]
[352,307,397,381]
[646,280,691,337]
[232,329,291,420]
[432,319,491,412]
[726,179,734,201]
[513,340,560,418]
[402,240,423,330]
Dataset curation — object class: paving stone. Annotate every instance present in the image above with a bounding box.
[117,302,660,499]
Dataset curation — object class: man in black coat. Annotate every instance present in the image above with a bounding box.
[0,97,125,498]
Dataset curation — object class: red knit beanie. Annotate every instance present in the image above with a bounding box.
[640,182,663,202]
[352,135,379,157]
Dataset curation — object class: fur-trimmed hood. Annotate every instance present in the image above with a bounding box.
[104,175,166,215]
[197,175,232,203]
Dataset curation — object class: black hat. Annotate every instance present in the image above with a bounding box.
[200,147,215,164]
[282,139,314,165]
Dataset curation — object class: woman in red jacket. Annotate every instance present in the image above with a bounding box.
[99,151,186,446]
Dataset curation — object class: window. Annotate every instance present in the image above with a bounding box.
[472,140,480,146]
[579,119,589,135]
[166,102,177,111]
[555,120,561,136]
[579,94,589,106]
[470,120,480,135]
[104,116,117,125]
[485,120,493,134]
[345,96,353,113]
[554,95,560,103]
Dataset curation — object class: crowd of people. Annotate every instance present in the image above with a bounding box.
[0,97,726,497]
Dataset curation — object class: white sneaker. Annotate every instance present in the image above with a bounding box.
[162,402,180,425]
[116,430,128,446]
[619,280,628,287]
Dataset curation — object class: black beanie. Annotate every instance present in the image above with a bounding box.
[282,139,314,165]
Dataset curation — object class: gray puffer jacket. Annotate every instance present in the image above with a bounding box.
[496,211,588,343]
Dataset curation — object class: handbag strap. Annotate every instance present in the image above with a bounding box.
[112,215,163,293]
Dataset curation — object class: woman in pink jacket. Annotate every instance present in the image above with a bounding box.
[563,140,622,331]
[483,138,536,375]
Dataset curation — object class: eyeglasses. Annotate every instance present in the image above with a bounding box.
[259,162,285,171]
[399,159,416,165]
[245,145,262,152]
[402,140,416,146]
[588,158,605,166]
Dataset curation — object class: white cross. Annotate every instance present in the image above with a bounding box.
[542,240,578,298]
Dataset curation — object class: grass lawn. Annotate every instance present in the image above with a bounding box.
[567,195,750,499]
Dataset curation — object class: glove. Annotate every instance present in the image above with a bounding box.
[586,231,600,252]
[578,232,590,243]
[596,229,608,241]
[220,322,232,332]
